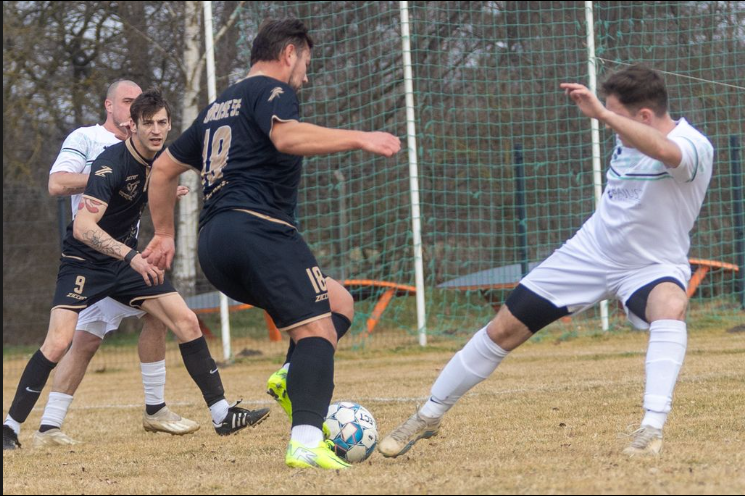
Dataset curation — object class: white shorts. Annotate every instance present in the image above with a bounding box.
[521,231,691,329]
[76,297,146,339]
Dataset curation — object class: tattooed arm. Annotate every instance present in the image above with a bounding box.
[73,196,163,285]
[49,172,89,196]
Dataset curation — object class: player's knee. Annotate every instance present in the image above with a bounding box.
[173,311,202,341]
[71,331,102,358]
[290,318,337,348]
[40,336,72,363]
[141,314,167,336]
[648,294,688,322]
[486,313,524,346]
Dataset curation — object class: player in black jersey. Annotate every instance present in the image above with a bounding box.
[143,19,400,469]
[3,90,268,451]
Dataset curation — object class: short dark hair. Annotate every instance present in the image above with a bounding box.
[250,19,314,65]
[129,88,171,124]
[601,65,668,116]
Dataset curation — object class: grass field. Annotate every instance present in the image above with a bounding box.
[3,316,744,494]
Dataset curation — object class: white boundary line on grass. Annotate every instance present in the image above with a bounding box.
[27,370,742,412]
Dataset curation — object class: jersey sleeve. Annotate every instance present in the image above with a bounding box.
[668,135,714,183]
[83,158,124,206]
[50,128,89,174]
[167,118,203,171]
[253,82,300,137]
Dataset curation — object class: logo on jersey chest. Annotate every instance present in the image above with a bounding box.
[119,180,141,201]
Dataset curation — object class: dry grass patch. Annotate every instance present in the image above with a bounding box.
[3,325,744,494]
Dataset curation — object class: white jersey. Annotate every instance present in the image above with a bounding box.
[578,118,714,267]
[50,124,145,333]
[50,124,120,218]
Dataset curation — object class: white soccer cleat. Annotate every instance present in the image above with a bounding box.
[623,426,663,457]
[32,428,81,447]
[378,411,441,458]
[143,406,200,435]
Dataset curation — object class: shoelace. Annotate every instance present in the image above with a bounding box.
[628,427,659,449]
[390,413,429,443]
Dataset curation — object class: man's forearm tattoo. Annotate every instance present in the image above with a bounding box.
[82,229,124,259]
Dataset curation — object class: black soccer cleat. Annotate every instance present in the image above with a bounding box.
[213,401,270,436]
[3,425,21,450]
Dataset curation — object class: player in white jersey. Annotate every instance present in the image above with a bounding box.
[379,65,714,459]
[32,80,198,447]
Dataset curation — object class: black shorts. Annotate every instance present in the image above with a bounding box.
[52,256,178,312]
[198,210,331,331]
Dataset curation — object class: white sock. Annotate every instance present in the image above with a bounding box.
[642,320,687,430]
[140,360,166,407]
[40,392,74,429]
[210,399,230,425]
[420,326,509,419]
[4,416,21,436]
[282,363,290,372]
[291,425,323,446]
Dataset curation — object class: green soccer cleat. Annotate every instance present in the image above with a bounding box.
[266,367,331,437]
[266,367,293,420]
[286,439,352,470]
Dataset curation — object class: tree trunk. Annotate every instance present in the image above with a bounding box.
[173,0,202,295]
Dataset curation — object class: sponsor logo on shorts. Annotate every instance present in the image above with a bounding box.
[66,293,88,301]
[315,293,329,303]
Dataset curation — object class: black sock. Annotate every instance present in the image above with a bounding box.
[284,339,295,366]
[284,312,351,365]
[145,403,167,415]
[39,424,57,433]
[179,336,225,407]
[286,337,335,429]
[8,349,56,424]
[331,312,352,340]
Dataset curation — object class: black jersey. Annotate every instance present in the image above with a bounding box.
[167,75,303,230]
[62,138,153,263]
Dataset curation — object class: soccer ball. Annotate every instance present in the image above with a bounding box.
[324,401,378,463]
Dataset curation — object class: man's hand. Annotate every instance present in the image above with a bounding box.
[117,121,133,140]
[361,132,401,157]
[142,234,176,271]
[560,83,609,121]
[176,185,190,201]
[129,253,165,286]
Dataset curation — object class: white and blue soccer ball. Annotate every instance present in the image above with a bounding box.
[324,401,378,463]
